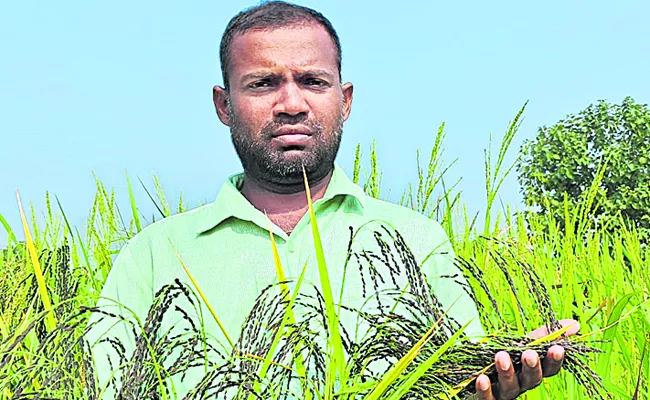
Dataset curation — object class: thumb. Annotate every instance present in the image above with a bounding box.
[529,319,580,339]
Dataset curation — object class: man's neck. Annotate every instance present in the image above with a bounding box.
[241,169,334,234]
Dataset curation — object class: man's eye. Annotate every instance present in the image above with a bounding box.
[306,79,325,86]
[249,80,271,89]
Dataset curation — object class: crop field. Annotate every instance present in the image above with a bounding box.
[0,121,648,399]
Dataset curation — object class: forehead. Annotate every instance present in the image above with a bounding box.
[229,23,338,75]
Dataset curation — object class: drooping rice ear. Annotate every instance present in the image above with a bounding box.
[170,238,234,348]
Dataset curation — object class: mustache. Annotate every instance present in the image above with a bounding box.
[260,117,324,137]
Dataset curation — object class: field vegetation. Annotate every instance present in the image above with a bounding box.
[0,105,648,399]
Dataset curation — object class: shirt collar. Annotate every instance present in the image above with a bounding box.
[195,164,366,235]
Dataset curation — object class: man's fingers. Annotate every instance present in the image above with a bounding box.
[480,320,574,400]
[519,349,543,390]
[475,374,495,400]
[560,319,581,336]
[495,351,520,399]
[479,344,566,400]
[542,345,565,377]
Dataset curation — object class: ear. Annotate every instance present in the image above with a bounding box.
[341,82,354,122]
[213,85,232,126]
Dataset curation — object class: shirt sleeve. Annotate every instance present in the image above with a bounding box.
[412,219,486,339]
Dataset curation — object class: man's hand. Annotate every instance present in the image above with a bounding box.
[474,319,580,400]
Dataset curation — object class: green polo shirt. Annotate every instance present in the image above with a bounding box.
[89,165,483,398]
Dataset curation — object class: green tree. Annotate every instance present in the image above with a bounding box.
[517,96,650,242]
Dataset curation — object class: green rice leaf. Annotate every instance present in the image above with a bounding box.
[528,321,578,346]
[334,380,378,396]
[126,170,142,233]
[632,337,647,400]
[170,238,234,348]
[256,263,307,386]
[597,292,636,374]
[603,293,636,341]
[443,363,493,399]
[0,314,9,340]
[17,190,57,332]
[600,380,633,399]
[365,297,464,400]
[303,168,347,398]
[138,176,166,218]
[388,318,474,399]
[363,321,439,400]
[265,222,311,399]
[0,212,18,247]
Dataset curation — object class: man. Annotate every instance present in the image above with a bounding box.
[90,2,575,399]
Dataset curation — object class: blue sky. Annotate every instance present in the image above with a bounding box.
[1,0,649,244]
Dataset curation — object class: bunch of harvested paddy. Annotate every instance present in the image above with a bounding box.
[0,224,609,399]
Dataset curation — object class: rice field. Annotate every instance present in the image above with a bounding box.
[0,118,648,399]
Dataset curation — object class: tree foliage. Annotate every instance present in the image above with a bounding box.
[518,96,650,242]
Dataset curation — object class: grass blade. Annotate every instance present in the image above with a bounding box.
[303,168,347,398]
[0,314,8,340]
[364,321,438,400]
[389,319,474,399]
[267,218,290,299]
[364,298,463,400]
[596,293,636,373]
[126,170,143,233]
[138,176,166,219]
[442,363,494,399]
[169,238,234,348]
[256,263,307,385]
[265,221,311,397]
[528,321,579,346]
[16,190,57,332]
[632,336,647,400]
[603,293,636,341]
[0,211,18,247]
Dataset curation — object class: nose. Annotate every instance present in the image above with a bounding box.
[273,81,309,119]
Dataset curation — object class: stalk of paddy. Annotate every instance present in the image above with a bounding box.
[0,112,648,399]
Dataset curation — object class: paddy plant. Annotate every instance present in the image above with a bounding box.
[0,203,618,399]
[0,116,648,399]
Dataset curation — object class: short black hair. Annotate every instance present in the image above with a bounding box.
[219,1,342,90]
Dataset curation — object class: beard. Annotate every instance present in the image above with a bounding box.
[227,100,344,185]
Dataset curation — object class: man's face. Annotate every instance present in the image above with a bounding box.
[214,23,353,184]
